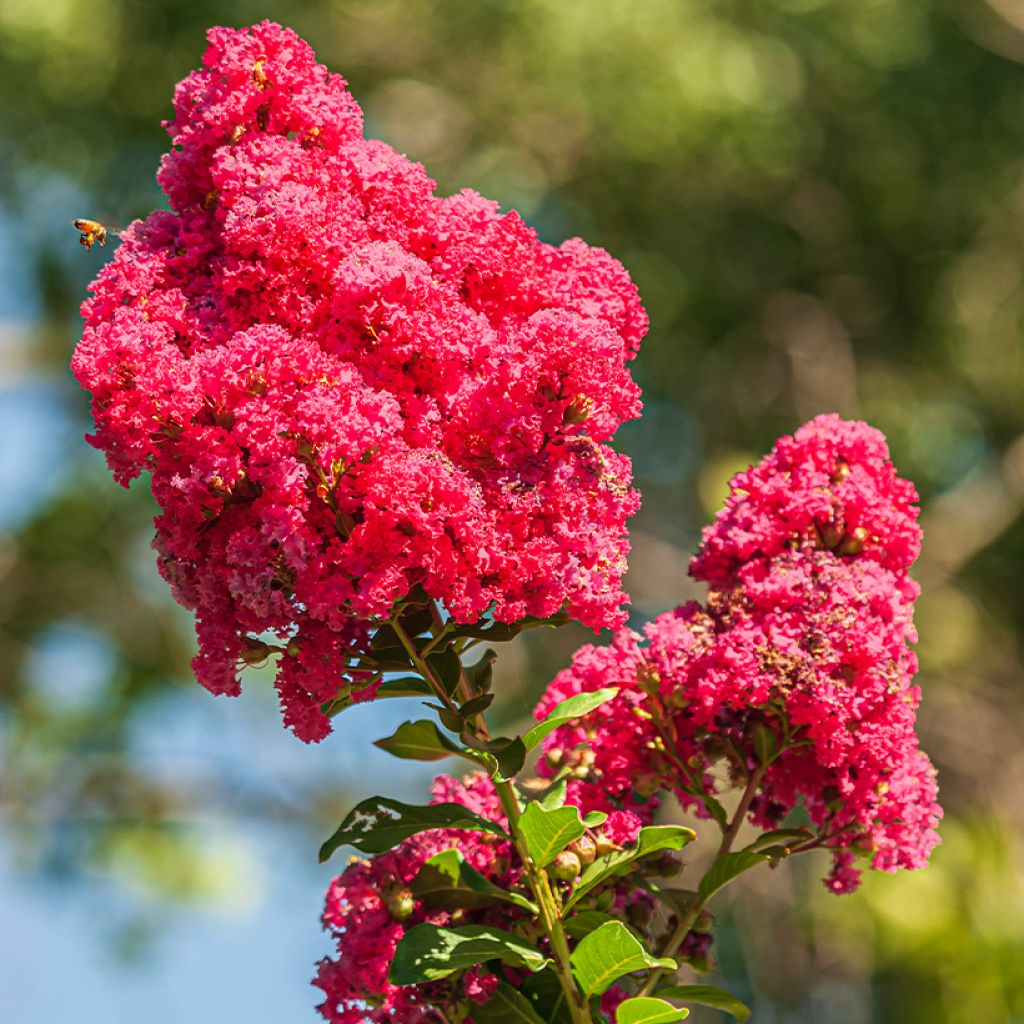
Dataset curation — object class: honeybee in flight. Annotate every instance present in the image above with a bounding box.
[73,218,109,252]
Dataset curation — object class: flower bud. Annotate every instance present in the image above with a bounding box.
[383,886,415,922]
[548,851,581,882]
[593,832,618,858]
[572,835,598,866]
[545,748,564,770]
[562,395,594,427]
[693,908,713,931]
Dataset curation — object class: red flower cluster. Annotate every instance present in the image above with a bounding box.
[314,773,647,1023]
[538,416,941,892]
[72,22,646,740]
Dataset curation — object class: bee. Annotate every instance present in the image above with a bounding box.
[73,218,108,252]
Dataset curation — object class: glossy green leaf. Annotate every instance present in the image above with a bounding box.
[521,969,573,1024]
[519,803,587,867]
[570,920,675,997]
[466,649,497,694]
[462,732,527,780]
[537,777,568,810]
[563,909,618,940]
[742,827,814,854]
[697,851,769,902]
[411,849,538,913]
[616,997,690,1023]
[751,721,778,766]
[459,692,495,718]
[374,675,433,698]
[470,981,549,1024]
[655,985,751,1023]
[564,826,697,912]
[388,924,549,983]
[522,687,619,752]
[319,797,507,861]
[374,719,468,762]
[426,647,463,696]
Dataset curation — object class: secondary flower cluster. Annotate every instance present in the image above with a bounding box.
[314,773,650,1024]
[72,21,646,741]
[538,416,942,892]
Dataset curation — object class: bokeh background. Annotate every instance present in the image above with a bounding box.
[2,1,1024,1021]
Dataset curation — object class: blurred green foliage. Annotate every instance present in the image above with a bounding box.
[2,0,1024,1020]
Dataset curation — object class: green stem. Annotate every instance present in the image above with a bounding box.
[394,610,591,1024]
[494,779,592,1024]
[637,762,768,999]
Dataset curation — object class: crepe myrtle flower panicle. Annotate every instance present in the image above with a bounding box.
[72,22,647,740]
[691,414,921,587]
[314,774,656,1023]
[537,417,941,893]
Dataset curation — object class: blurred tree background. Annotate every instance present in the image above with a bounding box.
[2,0,1023,1021]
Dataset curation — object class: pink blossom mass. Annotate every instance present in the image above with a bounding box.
[538,416,941,892]
[72,21,647,741]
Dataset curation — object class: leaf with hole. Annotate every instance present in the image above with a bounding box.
[570,921,675,997]
[319,796,506,861]
[654,985,751,1023]
[388,924,549,984]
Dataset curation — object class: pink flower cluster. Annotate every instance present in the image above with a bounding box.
[314,773,646,1023]
[538,416,941,892]
[72,21,645,741]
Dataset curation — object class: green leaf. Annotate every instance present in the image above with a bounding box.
[701,794,729,831]
[471,982,549,1024]
[388,924,549,984]
[565,826,697,912]
[522,687,619,752]
[616,997,690,1023]
[583,811,608,827]
[427,647,463,696]
[462,732,527,780]
[459,693,495,718]
[654,889,698,917]
[537,777,568,810]
[742,827,814,853]
[319,797,507,861]
[519,803,587,867]
[563,910,618,940]
[751,721,778,766]
[375,675,433,698]
[466,649,497,694]
[570,921,675,997]
[411,849,538,913]
[697,851,769,903]
[374,719,468,762]
[425,702,466,733]
[521,970,573,1024]
[655,985,751,1023]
